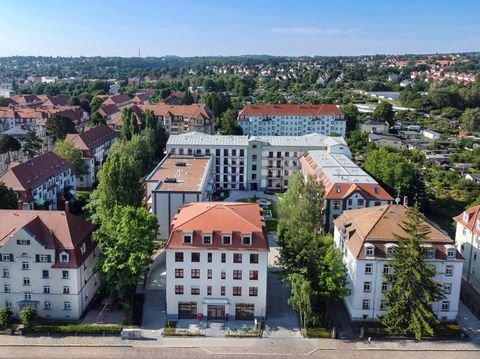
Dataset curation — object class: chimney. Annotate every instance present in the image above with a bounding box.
[403,196,408,207]
[17,200,23,210]
[65,200,70,213]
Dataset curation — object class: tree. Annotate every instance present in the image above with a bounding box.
[341,103,360,132]
[21,130,42,159]
[0,182,17,209]
[54,140,88,175]
[142,109,157,130]
[110,135,153,176]
[0,308,12,330]
[288,273,313,329]
[461,108,480,132]
[381,205,445,340]
[373,102,395,126]
[0,96,8,107]
[182,89,194,105]
[46,114,76,140]
[120,108,139,141]
[19,307,37,328]
[90,111,106,126]
[86,151,143,224]
[93,205,158,310]
[90,96,104,113]
[218,109,242,135]
[0,135,21,162]
[69,96,81,106]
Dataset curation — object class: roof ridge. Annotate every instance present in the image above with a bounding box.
[171,203,218,230]
[223,204,263,232]
[356,205,390,243]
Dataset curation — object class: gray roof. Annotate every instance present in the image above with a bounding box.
[167,132,248,147]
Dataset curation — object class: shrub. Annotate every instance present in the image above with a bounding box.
[25,323,124,335]
[20,307,37,328]
[0,308,12,330]
[305,327,331,338]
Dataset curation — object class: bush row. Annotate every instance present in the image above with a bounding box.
[24,323,124,335]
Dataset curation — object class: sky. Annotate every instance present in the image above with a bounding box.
[0,0,479,57]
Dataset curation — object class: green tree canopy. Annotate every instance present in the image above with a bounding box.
[22,130,42,159]
[460,108,480,132]
[93,205,158,310]
[46,114,76,140]
[90,111,106,126]
[0,135,21,162]
[0,182,17,209]
[54,140,88,176]
[373,102,395,126]
[381,205,445,340]
[218,109,242,135]
[341,103,360,132]
[110,135,153,176]
[288,273,313,329]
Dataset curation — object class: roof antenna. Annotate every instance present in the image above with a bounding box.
[394,189,401,206]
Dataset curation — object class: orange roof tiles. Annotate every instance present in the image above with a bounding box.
[65,125,118,155]
[139,103,213,120]
[454,205,480,236]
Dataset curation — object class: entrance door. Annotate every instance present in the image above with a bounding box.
[251,183,258,191]
[178,302,197,319]
[235,303,254,320]
[207,305,225,320]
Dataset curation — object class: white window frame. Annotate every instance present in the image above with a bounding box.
[222,234,232,245]
[202,234,212,245]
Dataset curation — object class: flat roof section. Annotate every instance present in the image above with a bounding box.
[148,155,212,192]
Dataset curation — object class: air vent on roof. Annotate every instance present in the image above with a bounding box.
[175,162,187,167]
[164,177,177,183]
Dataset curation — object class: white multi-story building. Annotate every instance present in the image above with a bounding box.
[165,202,269,321]
[166,132,351,192]
[145,155,214,239]
[299,151,393,231]
[0,209,100,320]
[237,104,346,137]
[453,205,480,294]
[0,151,75,210]
[333,205,463,322]
[65,125,119,188]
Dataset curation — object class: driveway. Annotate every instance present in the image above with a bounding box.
[224,190,280,203]
[141,260,167,333]
[458,302,480,343]
[264,232,302,338]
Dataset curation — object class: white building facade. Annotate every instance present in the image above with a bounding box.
[334,205,463,322]
[165,202,269,321]
[238,104,346,137]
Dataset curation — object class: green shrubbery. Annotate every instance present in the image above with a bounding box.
[305,327,331,338]
[0,308,12,330]
[24,323,124,335]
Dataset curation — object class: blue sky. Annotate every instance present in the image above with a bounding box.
[0,0,478,57]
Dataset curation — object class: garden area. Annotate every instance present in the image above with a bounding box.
[163,320,205,337]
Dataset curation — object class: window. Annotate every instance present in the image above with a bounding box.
[2,253,13,262]
[242,235,251,245]
[203,234,212,245]
[249,287,258,297]
[365,263,373,275]
[191,286,200,295]
[42,270,49,279]
[357,199,365,206]
[64,301,71,311]
[63,286,70,294]
[43,286,50,294]
[60,253,69,263]
[5,300,12,309]
[221,253,226,263]
[175,285,184,295]
[383,264,391,274]
[207,286,212,296]
[207,269,212,279]
[252,164,257,171]
[17,239,30,245]
[233,270,242,280]
[175,252,184,262]
[191,269,200,279]
[220,286,226,296]
[38,254,51,263]
[62,270,69,279]
[191,252,200,262]
[381,282,389,293]
[207,252,212,262]
[233,286,242,296]
[445,265,453,276]
[365,246,374,257]
[221,270,226,279]
[250,254,259,264]
[363,282,372,292]
[23,277,30,286]
[386,246,396,258]
[443,283,452,294]
[222,235,232,245]
[4,284,10,293]
[24,291,32,300]
[249,270,259,280]
[183,234,192,244]
[447,248,455,259]
[333,201,340,210]
[22,261,29,270]
[44,301,51,310]
[362,299,370,310]
[175,269,184,278]
[425,247,435,259]
[233,253,242,263]
[441,301,450,312]
[2,268,9,278]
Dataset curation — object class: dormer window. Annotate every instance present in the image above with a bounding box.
[424,246,435,259]
[80,243,86,255]
[183,233,192,244]
[222,234,232,245]
[242,235,252,246]
[385,243,397,258]
[445,245,456,259]
[60,252,69,263]
[463,212,470,222]
[203,234,212,245]
[365,243,375,257]
[336,186,341,193]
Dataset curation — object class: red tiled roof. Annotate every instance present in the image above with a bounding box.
[166,202,268,252]
[0,210,95,268]
[65,125,118,154]
[238,104,344,118]
[324,183,393,201]
[98,104,120,118]
[45,106,87,125]
[102,94,132,106]
[454,205,480,236]
[140,103,213,120]
[0,152,72,202]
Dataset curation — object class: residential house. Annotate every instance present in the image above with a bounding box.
[0,209,99,320]
[0,151,75,210]
[368,133,404,149]
[65,125,119,188]
[165,202,269,320]
[422,129,442,140]
[334,205,463,322]
[360,120,388,134]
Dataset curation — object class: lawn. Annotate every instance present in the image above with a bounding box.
[305,327,332,338]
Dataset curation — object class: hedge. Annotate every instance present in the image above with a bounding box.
[305,327,331,338]
[24,323,124,335]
